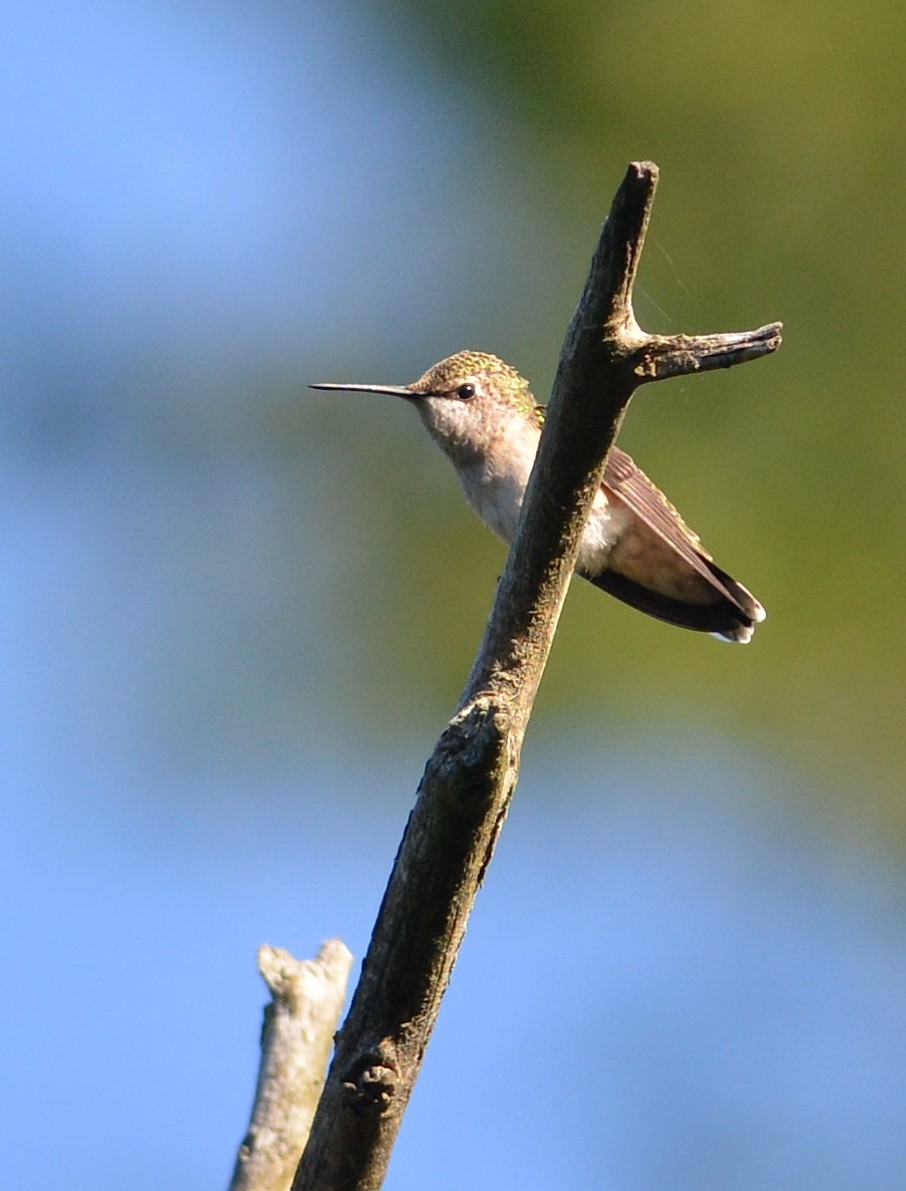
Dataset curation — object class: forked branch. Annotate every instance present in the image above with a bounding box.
[289,161,782,1191]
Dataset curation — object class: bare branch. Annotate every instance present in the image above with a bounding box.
[635,322,784,381]
[291,161,782,1191]
[229,941,353,1191]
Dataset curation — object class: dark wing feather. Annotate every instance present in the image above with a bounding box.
[589,569,733,632]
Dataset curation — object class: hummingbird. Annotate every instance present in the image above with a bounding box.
[311,351,765,643]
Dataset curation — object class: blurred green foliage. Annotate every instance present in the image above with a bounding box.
[278,2,905,830]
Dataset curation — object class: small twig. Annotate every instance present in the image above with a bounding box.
[291,161,781,1191]
[636,324,783,381]
[229,941,353,1191]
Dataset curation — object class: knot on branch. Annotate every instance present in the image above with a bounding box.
[342,1051,400,1114]
[420,700,512,815]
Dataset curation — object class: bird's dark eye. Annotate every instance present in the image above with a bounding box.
[456,383,475,401]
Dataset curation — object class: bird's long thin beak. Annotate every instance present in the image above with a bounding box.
[309,382,417,399]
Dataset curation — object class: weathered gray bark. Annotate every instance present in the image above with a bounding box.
[291,162,782,1190]
[229,941,353,1191]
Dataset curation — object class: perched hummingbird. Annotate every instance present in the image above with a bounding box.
[311,351,765,643]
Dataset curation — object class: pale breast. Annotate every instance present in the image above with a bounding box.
[457,427,538,545]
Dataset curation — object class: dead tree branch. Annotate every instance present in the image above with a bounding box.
[291,161,782,1190]
[229,941,353,1191]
